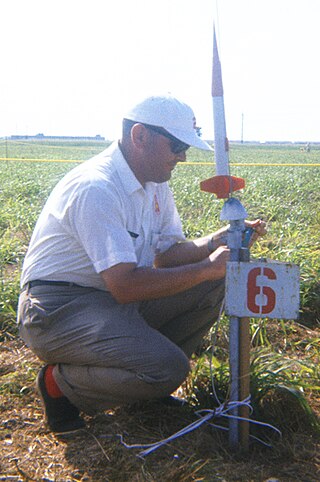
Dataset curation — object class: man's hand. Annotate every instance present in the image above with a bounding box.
[208,219,267,252]
[208,245,230,279]
[244,219,267,247]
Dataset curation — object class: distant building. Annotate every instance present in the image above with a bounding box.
[9,133,106,141]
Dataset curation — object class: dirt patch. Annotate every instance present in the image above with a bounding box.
[0,338,319,481]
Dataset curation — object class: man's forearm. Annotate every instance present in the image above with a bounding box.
[101,245,230,304]
[154,228,228,268]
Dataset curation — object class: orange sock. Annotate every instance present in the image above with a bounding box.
[44,365,64,398]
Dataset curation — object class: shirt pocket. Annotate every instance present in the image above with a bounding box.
[127,229,145,261]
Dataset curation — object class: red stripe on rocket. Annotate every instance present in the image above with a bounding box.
[200,26,245,199]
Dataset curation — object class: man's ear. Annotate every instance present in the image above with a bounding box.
[131,123,148,149]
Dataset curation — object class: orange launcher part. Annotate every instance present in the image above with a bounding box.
[200,175,245,199]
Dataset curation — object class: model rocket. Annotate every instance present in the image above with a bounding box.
[200,27,245,199]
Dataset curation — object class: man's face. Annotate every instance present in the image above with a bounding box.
[142,128,189,184]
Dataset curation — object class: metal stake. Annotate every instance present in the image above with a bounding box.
[221,197,250,450]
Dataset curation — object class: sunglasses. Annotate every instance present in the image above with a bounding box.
[146,125,190,154]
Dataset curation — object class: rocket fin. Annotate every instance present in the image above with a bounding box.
[200,175,245,199]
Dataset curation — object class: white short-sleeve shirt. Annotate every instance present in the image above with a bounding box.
[21,142,186,291]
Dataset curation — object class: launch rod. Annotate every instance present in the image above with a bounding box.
[239,316,250,450]
[226,216,250,451]
[229,313,250,451]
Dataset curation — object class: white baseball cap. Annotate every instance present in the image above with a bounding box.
[124,94,213,151]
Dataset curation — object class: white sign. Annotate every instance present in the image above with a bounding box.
[225,261,300,319]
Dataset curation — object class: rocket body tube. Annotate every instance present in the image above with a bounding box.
[212,96,229,176]
[200,26,245,199]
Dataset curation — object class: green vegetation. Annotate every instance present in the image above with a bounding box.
[0,139,319,480]
[0,138,109,161]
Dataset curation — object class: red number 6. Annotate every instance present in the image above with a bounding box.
[247,267,276,314]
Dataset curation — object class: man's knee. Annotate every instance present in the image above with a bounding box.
[165,350,190,389]
[197,278,225,311]
[140,348,190,395]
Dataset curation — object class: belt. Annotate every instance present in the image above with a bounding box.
[22,280,82,292]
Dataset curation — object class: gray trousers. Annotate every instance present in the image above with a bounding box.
[17,280,224,414]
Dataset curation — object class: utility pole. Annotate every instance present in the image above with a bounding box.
[241,113,244,144]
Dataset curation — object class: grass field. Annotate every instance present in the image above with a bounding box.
[0,139,319,481]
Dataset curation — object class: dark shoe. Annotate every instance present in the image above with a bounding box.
[158,395,188,407]
[36,365,85,433]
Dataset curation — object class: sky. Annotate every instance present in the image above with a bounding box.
[1,0,320,142]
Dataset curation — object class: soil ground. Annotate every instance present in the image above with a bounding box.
[1,336,319,482]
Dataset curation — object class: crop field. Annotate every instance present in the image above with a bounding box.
[0,139,319,481]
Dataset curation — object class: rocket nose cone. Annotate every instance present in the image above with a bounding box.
[212,28,224,97]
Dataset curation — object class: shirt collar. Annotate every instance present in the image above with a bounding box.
[107,141,155,196]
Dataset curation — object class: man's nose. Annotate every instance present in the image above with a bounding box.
[175,150,187,162]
